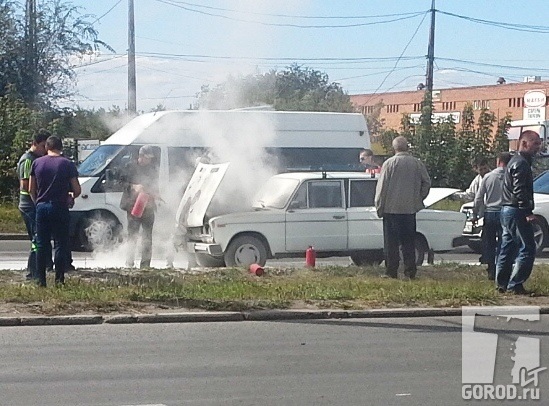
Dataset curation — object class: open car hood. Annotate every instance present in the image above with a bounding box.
[176,162,230,228]
[423,187,459,208]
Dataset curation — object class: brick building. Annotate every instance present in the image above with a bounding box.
[350,78,549,132]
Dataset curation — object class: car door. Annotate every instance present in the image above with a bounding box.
[346,179,384,249]
[285,179,348,252]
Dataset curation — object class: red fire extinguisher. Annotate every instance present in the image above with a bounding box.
[131,192,149,218]
[306,246,316,268]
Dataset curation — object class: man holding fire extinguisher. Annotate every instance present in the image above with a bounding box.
[119,145,160,268]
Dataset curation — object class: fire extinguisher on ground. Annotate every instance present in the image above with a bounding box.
[306,246,316,268]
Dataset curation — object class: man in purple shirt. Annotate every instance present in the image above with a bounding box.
[29,136,81,287]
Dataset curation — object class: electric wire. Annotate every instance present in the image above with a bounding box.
[154,0,425,29]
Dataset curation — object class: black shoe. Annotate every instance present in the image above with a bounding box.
[25,273,32,280]
[381,273,397,279]
[509,285,530,295]
[496,286,506,294]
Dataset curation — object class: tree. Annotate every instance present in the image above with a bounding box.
[0,0,112,108]
[195,64,354,112]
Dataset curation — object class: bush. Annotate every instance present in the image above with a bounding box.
[0,202,26,233]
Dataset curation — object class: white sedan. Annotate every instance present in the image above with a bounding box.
[461,169,549,254]
[179,167,466,268]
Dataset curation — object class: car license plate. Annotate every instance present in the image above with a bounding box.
[464,224,473,233]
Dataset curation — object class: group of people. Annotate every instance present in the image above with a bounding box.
[471,130,542,294]
[371,130,542,295]
[17,131,80,287]
[18,130,158,287]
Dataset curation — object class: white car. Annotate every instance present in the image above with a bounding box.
[460,169,549,254]
[177,165,466,267]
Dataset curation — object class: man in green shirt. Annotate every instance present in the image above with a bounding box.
[17,129,49,279]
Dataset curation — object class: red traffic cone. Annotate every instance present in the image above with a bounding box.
[249,263,264,276]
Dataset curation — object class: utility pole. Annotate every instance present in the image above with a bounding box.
[425,0,436,93]
[128,0,137,115]
[25,0,37,105]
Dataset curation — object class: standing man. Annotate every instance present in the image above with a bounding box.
[454,157,492,201]
[496,130,542,294]
[359,148,379,177]
[119,145,159,269]
[29,136,81,287]
[375,136,431,279]
[17,129,49,279]
[472,152,512,280]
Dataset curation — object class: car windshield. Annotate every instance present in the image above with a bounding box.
[252,177,300,209]
[534,170,549,194]
[78,145,124,176]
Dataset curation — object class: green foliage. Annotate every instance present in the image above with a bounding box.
[384,92,511,189]
[0,0,111,108]
[195,64,354,112]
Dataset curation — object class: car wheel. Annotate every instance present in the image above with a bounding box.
[224,235,267,267]
[195,253,226,268]
[532,217,547,254]
[351,250,383,266]
[467,240,483,254]
[78,212,120,252]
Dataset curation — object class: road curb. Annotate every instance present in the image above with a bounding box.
[0,234,27,241]
[1,306,548,327]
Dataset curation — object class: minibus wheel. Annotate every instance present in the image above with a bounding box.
[79,212,120,251]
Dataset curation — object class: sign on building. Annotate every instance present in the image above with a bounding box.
[410,111,460,124]
[523,90,546,120]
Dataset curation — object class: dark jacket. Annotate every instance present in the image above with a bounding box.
[502,151,534,215]
[119,161,159,213]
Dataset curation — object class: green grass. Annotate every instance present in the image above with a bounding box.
[0,203,26,233]
[1,264,548,315]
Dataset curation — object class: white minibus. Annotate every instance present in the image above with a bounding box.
[71,109,370,250]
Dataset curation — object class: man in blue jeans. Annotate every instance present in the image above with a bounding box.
[17,130,49,279]
[29,136,81,287]
[472,152,512,280]
[496,130,542,295]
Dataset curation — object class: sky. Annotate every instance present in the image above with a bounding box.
[63,0,549,112]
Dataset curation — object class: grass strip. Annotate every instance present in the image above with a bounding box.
[0,264,548,315]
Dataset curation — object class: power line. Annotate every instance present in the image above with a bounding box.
[437,57,549,73]
[153,0,426,29]
[92,0,123,24]
[138,51,424,63]
[161,0,426,20]
[438,10,549,34]
[362,11,428,104]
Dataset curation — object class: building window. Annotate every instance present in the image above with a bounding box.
[362,105,374,115]
[386,104,399,113]
[473,100,490,110]
[413,102,422,112]
[442,101,456,111]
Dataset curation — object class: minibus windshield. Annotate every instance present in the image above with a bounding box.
[78,145,124,176]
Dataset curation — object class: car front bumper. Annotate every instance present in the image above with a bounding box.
[187,242,223,256]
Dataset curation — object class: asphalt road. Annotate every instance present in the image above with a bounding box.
[1,316,548,406]
[0,240,492,270]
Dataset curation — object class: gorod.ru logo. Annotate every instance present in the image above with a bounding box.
[462,306,546,401]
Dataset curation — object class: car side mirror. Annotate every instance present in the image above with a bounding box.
[104,169,118,190]
[288,200,304,210]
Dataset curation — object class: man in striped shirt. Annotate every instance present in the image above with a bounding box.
[17,129,49,279]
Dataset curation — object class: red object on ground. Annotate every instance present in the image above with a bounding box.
[249,263,264,276]
[131,192,149,218]
[305,246,316,268]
